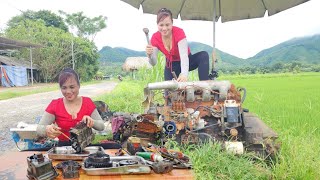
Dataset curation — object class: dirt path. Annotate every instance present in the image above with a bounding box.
[0,81,117,156]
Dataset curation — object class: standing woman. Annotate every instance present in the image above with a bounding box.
[36,68,104,143]
[146,8,209,82]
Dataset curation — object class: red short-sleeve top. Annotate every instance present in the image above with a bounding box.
[45,96,96,141]
[151,26,191,62]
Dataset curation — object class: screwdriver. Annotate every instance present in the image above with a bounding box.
[53,125,72,141]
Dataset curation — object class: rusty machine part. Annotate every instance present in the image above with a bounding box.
[126,136,143,155]
[144,143,192,169]
[47,146,105,161]
[111,112,163,144]
[27,153,58,180]
[94,101,113,121]
[151,161,173,174]
[84,151,113,168]
[159,150,192,169]
[139,80,280,158]
[55,160,81,179]
[70,121,95,153]
[82,150,151,175]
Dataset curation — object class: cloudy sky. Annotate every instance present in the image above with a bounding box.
[0,0,319,59]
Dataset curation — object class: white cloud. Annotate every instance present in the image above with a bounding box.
[1,0,319,59]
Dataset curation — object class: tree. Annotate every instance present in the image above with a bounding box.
[7,10,68,32]
[272,62,285,71]
[59,11,107,41]
[289,61,302,73]
[72,38,100,81]
[5,19,99,82]
[312,65,320,72]
[0,27,4,35]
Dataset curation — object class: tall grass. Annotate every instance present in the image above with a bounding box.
[97,72,320,179]
[136,53,199,83]
[94,81,145,113]
[184,142,271,180]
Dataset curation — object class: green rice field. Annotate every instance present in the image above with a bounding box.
[220,73,320,179]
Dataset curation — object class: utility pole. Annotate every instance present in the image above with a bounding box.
[72,38,75,69]
[29,47,33,86]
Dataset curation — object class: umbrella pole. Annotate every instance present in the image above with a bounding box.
[209,0,218,80]
[212,0,216,70]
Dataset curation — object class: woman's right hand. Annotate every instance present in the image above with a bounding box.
[146,45,154,56]
[46,124,62,139]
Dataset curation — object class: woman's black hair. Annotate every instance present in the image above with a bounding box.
[58,68,80,87]
[157,7,173,24]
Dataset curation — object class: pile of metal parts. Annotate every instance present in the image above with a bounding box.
[26,122,95,179]
[111,80,280,158]
[124,138,191,171]
[26,121,175,179]
[27,146,168,178]
[111,136,191,173]
[25,79,280,178]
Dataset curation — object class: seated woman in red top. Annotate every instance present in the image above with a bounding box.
[146,8,209,82]
[36,68,104,142]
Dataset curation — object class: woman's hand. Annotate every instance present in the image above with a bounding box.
[146,45,154,56]
[177,74,188,82]
[82,115,94,128]
[46,124,62,139]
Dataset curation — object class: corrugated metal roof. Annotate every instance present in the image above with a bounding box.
[0,37,42,50]
[122,57,151,72]
[0,55,38,69]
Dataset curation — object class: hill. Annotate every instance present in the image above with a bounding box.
[98,34,320,68]
[98,46,145,63]
[188,42,245,68]
[98,42,245,69]
[247,34,320,66]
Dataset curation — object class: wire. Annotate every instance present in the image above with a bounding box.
[187,131,213,142]
[237,87,247,103]
[189,122,220,132]
[190,105,221,116]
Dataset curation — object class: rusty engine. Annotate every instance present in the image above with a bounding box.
[70,121,95,153]
[27,153,58,180]
[112,80,279,157]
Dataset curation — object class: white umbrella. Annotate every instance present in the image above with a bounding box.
[121,0,310,78]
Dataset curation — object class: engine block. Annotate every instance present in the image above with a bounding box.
[70,121,95,153]
[112,80,279,158]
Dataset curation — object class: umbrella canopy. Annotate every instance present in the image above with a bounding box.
[121,0,309,22]
[121,0,310,77]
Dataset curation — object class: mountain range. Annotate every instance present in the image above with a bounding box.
[98,34,320,68]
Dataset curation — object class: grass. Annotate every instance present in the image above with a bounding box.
[185,143,270,180]
[0,79,108,100]
[219,72,320,179]
[94,81,145,113]
[0,83,58,100]
[96,72,320,179]
[93,133,113,144]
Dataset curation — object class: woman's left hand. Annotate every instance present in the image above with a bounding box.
[82,115,94,128]
[177,74,188,82]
